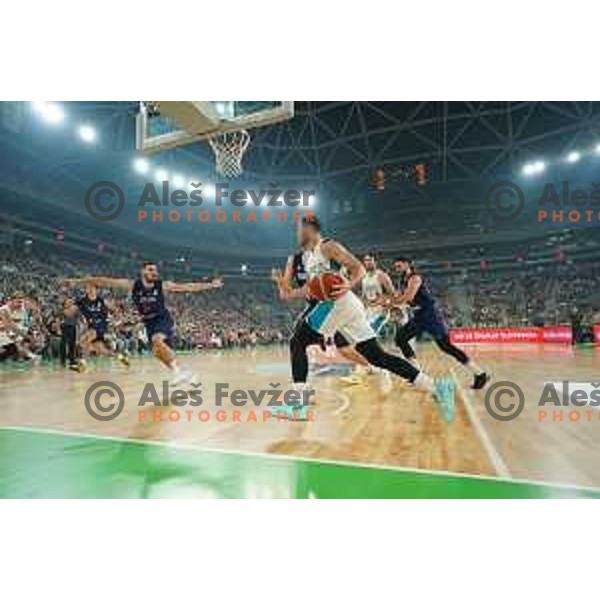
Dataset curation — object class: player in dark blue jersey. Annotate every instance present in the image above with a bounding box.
[76,283,129,366]
[66,262,223,385]
[392,258,489,390]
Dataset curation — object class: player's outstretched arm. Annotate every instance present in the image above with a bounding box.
[322,240,366,297]
[394,274,422,305]
[64,276,132,290]
[163,277,223,293]
[376,271,396,307]
[380,271,395,296]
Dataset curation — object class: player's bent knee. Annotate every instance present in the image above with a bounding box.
[290,322,314,354]
[355,338,384,365]
[289,332,301,352]
[338,346,354,360]
[151,336,165,354]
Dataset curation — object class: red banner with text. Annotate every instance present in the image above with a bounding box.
[450,327,573,344]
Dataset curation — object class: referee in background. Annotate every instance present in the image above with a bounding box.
[61,298,80,370]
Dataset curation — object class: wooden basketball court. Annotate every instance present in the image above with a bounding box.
[2,342,600,493]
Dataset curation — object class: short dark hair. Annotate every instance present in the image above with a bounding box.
[393,257,415,273]
[142,261,156,268]
[302,214,321,232]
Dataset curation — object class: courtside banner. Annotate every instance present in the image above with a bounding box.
[593,325,600,343]
[450,327,572,344]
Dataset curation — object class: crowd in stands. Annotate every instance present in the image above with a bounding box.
[433,264,600,328]
[0,250,294,361]
[1,246,599,363]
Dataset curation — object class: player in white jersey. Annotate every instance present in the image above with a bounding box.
[272,249,370,367]
[352,253,397,387]
[361,254,395,334]
[0,297,41,364]
[278,216,456,422]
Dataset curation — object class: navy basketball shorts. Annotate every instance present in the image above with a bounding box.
[413,308,449,339]
[144,313,175,348]
[92,320,108,342]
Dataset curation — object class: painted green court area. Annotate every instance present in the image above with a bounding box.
[1,428,598,498]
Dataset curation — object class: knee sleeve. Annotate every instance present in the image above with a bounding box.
[435,336,469,364]
[355,338,419,382]
[333,332,350,349]
[395,324,417,359]
[289,321,321,383]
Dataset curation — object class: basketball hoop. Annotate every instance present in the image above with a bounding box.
[208,129,251,178]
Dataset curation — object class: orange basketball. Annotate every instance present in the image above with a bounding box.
[307,272,347,301]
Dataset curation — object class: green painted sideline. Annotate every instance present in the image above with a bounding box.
[0,429,598,499]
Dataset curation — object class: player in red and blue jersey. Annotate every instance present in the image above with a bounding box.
[66,262,222,385]
[392,258,489,390]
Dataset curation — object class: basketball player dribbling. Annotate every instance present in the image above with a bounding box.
[66,262,223,386]
[278,216,457,422]
[392,258,489,390]
[272,248,371,372]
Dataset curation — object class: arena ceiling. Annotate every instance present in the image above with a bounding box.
[3,101,600,190]
[1,101,600,267]
[35,101,600,184]
[234,101,600,184]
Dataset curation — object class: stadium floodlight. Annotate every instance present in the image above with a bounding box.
[522,163,536,175]
[133,157,150,174]
[523,160,545,176]
[78,125,96,143]
[155,168,169,181]
[32,101,65,124]
[596,143,600,155]
[566,151,580,163]
[173,174,185,188]
[203,183,215,198]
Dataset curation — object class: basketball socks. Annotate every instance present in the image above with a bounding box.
[465,360,483,375]
[413,372,436,395]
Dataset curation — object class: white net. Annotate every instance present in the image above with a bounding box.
[208,129,251,178]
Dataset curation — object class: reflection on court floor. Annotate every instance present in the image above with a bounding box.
[1,344,600,497]
[1,428,598,498]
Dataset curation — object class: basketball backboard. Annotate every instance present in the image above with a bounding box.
[135,101,294,154]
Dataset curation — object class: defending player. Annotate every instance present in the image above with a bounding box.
[76,283,129,366]
[66,262,223,385]
[279,217,456,421]
[392,258,489,390]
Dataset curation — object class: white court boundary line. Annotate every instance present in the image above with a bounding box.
[324,388,352,416]
[450,368,511,479]
[3,423,600,495]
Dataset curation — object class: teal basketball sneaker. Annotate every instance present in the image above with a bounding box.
[434,378,456,422]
